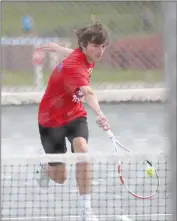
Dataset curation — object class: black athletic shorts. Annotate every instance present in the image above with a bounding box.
[38,117,88,166]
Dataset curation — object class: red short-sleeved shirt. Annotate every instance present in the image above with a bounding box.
[38,48,95,127]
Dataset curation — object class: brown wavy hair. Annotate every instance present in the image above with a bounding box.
[75,21,109,50]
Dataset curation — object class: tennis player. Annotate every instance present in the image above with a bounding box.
[35,21,110,221]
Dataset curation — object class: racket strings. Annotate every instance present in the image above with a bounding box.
[119,161,159,197]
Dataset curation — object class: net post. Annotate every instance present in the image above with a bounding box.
[163,2,177,220]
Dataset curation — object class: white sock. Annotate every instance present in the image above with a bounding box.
[80,194,91,209]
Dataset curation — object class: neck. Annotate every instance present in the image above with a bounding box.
[83,52,93,64]
[80,48,94,64]
[86,55,93,64]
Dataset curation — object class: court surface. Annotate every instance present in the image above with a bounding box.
[2,103,172,221]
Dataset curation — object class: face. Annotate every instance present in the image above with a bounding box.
[82,42,107,63]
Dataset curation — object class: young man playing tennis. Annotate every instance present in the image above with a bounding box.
[35,21,110,221]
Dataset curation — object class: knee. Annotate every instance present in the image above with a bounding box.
[56,176,67,184]
[48,165,67,184]
[73,137,88,153]
[55,173,67,184]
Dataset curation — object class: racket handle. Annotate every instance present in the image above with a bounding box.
[106,130,114,138]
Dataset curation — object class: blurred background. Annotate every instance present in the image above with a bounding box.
[2,1,164,90]
[1,2,176,221]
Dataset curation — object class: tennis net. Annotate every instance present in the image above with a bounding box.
[2,152,172,221]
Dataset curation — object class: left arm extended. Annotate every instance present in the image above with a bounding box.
[33,42,74,65]
[39,42,74,56]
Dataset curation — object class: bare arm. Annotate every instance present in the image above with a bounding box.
[65,74,109,129]
[80,85,102,116]
[39,42,74,56]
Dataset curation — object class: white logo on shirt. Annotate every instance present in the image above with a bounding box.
[72,94,80,103]
[72,89,83,103]
[88,68,93,75]
[71,68,93,103]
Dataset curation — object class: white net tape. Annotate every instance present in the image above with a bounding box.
[2,152,167,165]
[1,88,166,106]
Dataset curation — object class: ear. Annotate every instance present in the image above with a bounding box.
[80,42,85,50]
[81,42,89,51]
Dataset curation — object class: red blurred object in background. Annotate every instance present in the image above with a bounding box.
[32,48,45,65]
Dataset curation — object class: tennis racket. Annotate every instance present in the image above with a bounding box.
[106,129,160,199]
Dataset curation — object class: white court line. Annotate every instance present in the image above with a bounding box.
[1,214,173,221]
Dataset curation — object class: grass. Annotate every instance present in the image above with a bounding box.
[2,67,162,87]
[2,2,162,36]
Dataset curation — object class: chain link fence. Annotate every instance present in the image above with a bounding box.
[1,2,176,220]
[2,1,164,92]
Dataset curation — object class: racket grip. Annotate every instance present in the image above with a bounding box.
[106,130,114,138]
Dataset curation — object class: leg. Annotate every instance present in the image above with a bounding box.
[67,118,91,196]
[46,160,67,184]
[73,137,92,196]
[37,124,68,187]
[67,117,97,220]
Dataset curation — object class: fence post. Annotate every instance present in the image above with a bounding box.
[163,2,177,220]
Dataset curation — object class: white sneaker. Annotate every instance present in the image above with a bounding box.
[35,163,51,189]
[80,208,98,221]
